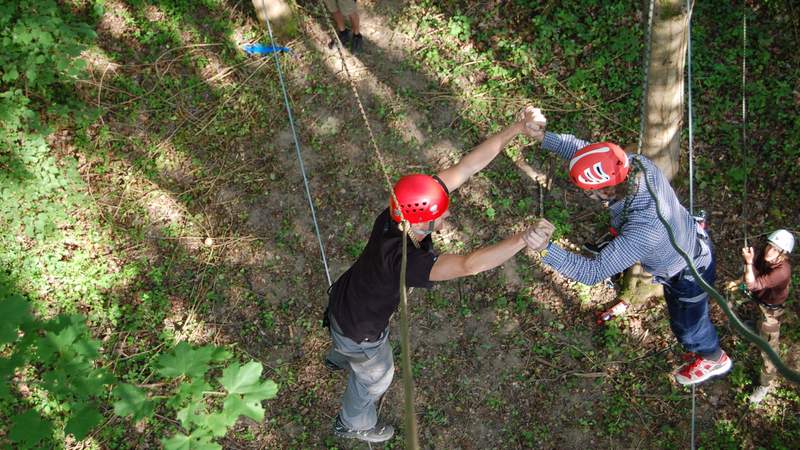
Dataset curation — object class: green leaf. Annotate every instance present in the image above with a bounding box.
[113,384,155,420]
[37,326,80,361]
[9,409,52,447]
[222,393,264,422]
[156,342,218,379]
[2,67,19,82]
[162,433,192,450]
[169,378,211,410]
[202,412,233,437]
[0,294,31,344]
[162,431,221,450]
[65,404,103,440]
[218,362,263,394]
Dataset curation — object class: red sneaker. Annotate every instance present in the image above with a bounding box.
[673,351,732,386]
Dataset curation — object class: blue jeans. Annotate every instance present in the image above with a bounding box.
[663,253,720,357]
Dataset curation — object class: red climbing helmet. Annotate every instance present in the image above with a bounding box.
[569,142,630,190]
[389,174,449,224]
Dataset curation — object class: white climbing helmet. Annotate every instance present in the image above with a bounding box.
[767,229,795,254]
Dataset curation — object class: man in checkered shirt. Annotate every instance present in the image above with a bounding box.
[523,107,731,386]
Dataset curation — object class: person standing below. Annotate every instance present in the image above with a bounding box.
[742,229,794,404]
[323,0,363,52]
[325,108,554,443]
[522,107,732,386]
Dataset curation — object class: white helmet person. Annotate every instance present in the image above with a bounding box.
[767,229,794,254]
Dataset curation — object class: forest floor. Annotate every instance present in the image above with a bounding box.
[5,0,800,448]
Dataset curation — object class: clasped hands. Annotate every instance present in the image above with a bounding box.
[516,105,553,251]
[517,105,547,141]
[522,218,555,252]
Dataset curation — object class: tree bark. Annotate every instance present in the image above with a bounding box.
[641,0,688,180]
[623,0,688,303]
[251,0,297,37]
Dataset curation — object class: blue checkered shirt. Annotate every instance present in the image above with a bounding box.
[540,132,711,285]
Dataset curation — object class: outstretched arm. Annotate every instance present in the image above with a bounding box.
[525,108,591,161]
[436,107,542,192]
[429,220,555,281]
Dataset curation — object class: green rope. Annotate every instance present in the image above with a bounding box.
[632,158,800,384]
[399,224,420,450]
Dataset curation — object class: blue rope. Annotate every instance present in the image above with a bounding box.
[261,13,332,287]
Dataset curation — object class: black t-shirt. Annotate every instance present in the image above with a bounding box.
[329,208,438,342]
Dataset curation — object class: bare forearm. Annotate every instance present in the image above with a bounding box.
[462,231,526,275]
[437,122,524,191]
[743,264,756,288]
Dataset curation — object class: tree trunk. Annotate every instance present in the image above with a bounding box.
[641,0,688,179]
[251,0,298,37]
[623,0,688,303]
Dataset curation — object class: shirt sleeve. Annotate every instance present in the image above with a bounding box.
[750,264,791,292]
[541,132,591,161]
[403,244,437,288]
[542,231,654,286]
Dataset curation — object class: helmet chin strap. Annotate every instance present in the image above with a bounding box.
[411,220,435,237]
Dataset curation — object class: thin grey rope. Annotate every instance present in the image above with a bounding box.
[637,0,656,154]
[691,383,696,450]
[262,13,332,286]
[686,3,697,449]
[741,12,749,247]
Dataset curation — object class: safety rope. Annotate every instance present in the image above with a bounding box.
[741,13,749,247]
[637,0,656,154]
[631,158,800,384]
[317,3,420,448]
[260,11,333,287]
[685,3,697,449]
[691,383,696,449]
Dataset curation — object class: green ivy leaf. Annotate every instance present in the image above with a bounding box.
[65,403,103,440]
[113,384,155,420]
[9,409,52,447]
[157,342,219,379]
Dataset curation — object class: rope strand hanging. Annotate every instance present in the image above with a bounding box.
[741,12,749,247]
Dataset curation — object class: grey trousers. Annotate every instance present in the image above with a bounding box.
[327,317,394,431]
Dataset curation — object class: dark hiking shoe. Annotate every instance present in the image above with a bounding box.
[333,414,394,443]
[328,29,351,49]
[324,357,343,371]
[350,33,363,52]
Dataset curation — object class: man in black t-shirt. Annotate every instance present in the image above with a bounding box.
[326,107,554,443]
